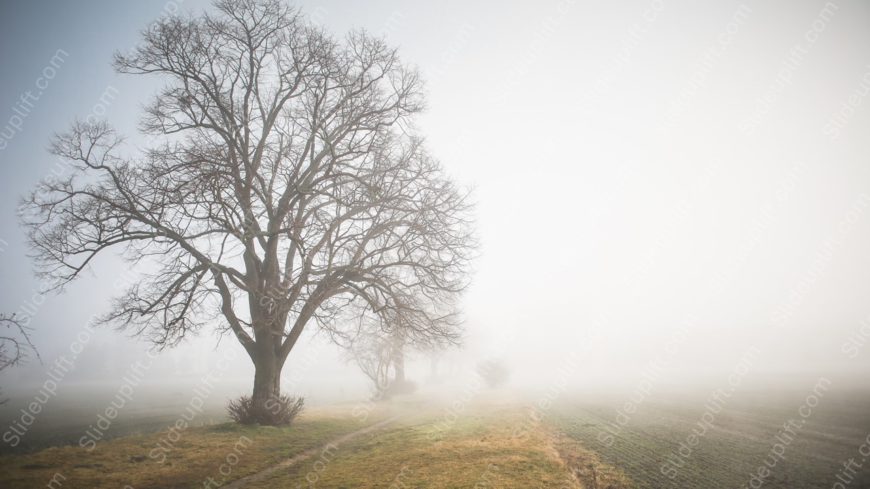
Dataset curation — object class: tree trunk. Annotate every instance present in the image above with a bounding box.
[247,302,288,423]
[393,347,405,383]
[251,346,282,421]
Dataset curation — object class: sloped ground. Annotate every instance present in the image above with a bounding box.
[0,406,390,489]
[242,403,631,489]
[0,400,631,488]
[550,392,870,489]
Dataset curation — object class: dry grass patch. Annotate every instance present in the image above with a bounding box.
[0,408,382,489]
[547,430,633,489]
[246,406,583,488]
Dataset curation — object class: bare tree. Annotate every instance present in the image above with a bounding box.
[349,325,412,399]
[21,0,473,421]
[0,314,40,404]
[477,359,510,389]
[349,328,394,399]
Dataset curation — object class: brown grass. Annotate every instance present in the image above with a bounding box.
[0,408,382,489]
[243,404,629,488]
[0,401,633,489]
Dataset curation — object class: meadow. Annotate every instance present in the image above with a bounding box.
[551,386,870,488]
[2,388,869,487]
[0,397,627,489]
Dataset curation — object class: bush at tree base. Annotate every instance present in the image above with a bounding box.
[227,394,304,425]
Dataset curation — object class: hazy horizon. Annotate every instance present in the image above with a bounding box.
[2,0,870,408]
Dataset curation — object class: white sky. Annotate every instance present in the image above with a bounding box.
[1,0,870,401]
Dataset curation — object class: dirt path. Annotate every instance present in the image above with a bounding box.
[544,426,633,489]
[223,415,401,489]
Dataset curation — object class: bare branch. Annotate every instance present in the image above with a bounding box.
[21,0,474,412]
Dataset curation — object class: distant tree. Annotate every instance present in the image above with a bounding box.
[349,326,415,399]
[21,0,473,422]
[0,314,40,404]
[421,342,452,384]
[477,359,509,389]
[349,328,394,398]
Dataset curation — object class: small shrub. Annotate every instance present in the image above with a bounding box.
[227,394,304,426]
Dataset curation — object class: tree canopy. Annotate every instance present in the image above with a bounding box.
[21,0,474,416]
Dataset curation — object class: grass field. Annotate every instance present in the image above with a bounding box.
[551,387,870,488]
[2,390,869,488]
[0,399,628,489]
[0,407,382,489]
[241,404,629,489]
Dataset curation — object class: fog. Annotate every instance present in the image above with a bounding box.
[2,0,870,424]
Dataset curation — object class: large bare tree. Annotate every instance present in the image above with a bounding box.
[21,0,473,420]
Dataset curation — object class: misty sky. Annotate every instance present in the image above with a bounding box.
[1,0,870,399]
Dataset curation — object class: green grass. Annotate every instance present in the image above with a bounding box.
[8,390,866,488]
[550,390,870,489]
[245,405,591,489]
[0,409,376,489]
[1,399,621,488]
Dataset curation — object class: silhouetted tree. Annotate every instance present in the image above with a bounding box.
[21,0,473,422]
[350,328,394,398]
[349,326,415,399]
[477,359,509,388]
[0,314,40,404]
